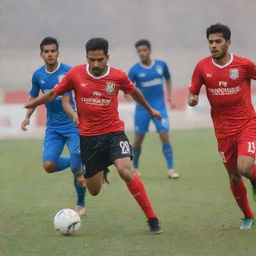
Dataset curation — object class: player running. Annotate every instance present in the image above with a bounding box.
[128,39,179,179]
[24,37,163,235]
[188,23,256,229]
[21,37,86,216]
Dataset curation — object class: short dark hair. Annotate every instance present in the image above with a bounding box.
[135,39,151,49]
[85,38,109,55]
[40,37,59,52]
[206,23,231,41]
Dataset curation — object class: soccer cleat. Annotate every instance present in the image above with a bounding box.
[134,169,141,178]
[240,218,255,230]
[251,181,256,202]
[75,205,86,216]
[147,217,163,235]
[168,170,179,179]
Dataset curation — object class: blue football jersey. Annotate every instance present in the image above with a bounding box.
[128,60,171,110]
[30,63,76,128]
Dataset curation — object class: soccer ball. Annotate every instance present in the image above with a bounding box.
[53,209,81,236]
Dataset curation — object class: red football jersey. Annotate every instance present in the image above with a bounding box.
[53,64,136,136]
[189,54,256,138]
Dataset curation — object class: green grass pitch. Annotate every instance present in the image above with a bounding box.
[1,130,256,256]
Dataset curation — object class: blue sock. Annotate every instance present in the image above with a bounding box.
[73,175,86,207]
[52,157,70,172]
[133,147,141,169]
[70,154,86,207]
[162,143,174,170]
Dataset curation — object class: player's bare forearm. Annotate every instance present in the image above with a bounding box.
[130,88,161,120]
[165,79,175,108]
[24,90,58,109]
[62,95,79,126]
[21,96,37,131]
[188,92,199,107]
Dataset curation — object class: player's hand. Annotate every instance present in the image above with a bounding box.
[72,114,79,126]
[21,118,30,131]
[167,96,175,109]
[188,94,199,107]
[150,109,162,120]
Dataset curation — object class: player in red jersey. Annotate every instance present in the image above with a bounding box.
[25,38,163,234]
[188,23,256,229]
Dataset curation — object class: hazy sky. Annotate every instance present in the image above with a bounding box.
[0,0,255,90]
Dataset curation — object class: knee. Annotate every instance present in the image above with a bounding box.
[43,162,56,173]
[237,162,253,177]
[88,188,100,196]
[229,174,241,184]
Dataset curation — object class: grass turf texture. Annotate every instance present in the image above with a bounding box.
[1,129,256,256]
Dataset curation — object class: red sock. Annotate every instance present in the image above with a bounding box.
[250,164,256,183]
[126,176,157,220]
[230,179,254,218]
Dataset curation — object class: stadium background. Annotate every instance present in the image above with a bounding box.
[0,0,255,138]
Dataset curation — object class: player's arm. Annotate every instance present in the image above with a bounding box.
[165,78,175,108]
[21,96,37,131]
[130,88,161,120]
[187,62,203,107]
[62,95,79,126]
[24,90,58,109]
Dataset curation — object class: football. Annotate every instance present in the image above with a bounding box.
[53,209,81,236]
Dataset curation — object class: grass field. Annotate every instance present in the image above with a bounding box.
[1,129,256,256]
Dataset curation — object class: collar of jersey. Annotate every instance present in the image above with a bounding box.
[44,62,61,74]
[211,53,233,69]
[139,60,155,69]
[86,64,110,79]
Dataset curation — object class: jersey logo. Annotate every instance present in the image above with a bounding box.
[219,81,227,87]
[40,80,45,84]
[58,74,65,82]
[106,81,115,94]
[80,83,88,87]
[156,66,163,75]
[139,73,146,78]
[229,69,239,80]
[93,91,102,97]
[206,73,212,78]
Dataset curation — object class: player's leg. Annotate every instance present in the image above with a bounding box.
[66,130,86,216]
[133,109,150,177]
[219,137,254,229]
[111,132,162,234]
[227,164,255,229]
[43,129,68,173]
[79,134,108,196]
[153,112,179,179]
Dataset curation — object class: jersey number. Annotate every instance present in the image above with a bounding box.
[248,142,256,153]
[120,141,130,154]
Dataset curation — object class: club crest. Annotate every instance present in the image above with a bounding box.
[106,81,115,94]
[229,69,239,80]
[156,66,163,75]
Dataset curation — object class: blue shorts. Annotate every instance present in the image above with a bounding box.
[134,109,170,134]
[43,126,80,163]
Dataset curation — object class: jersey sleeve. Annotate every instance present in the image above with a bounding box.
[188,62,204,94]
[120,71,136,94]
[128,67,136,83]
[163,62,171,80]
[246,59,256,80]
[53,70,73,95]
[29,72,40,97]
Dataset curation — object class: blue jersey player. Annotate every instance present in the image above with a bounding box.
[128,39,179,179]
[21,37,86,216]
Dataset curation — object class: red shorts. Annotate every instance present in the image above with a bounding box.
[217,127,256,169]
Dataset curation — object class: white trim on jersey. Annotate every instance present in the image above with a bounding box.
[139,60,155,69]
[211,53,233,69]
[86,64,110,79]
[44,62,61,74]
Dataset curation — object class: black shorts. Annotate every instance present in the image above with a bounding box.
[80,131,133,178]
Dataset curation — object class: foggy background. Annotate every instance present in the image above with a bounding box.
[0,0,255,93]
